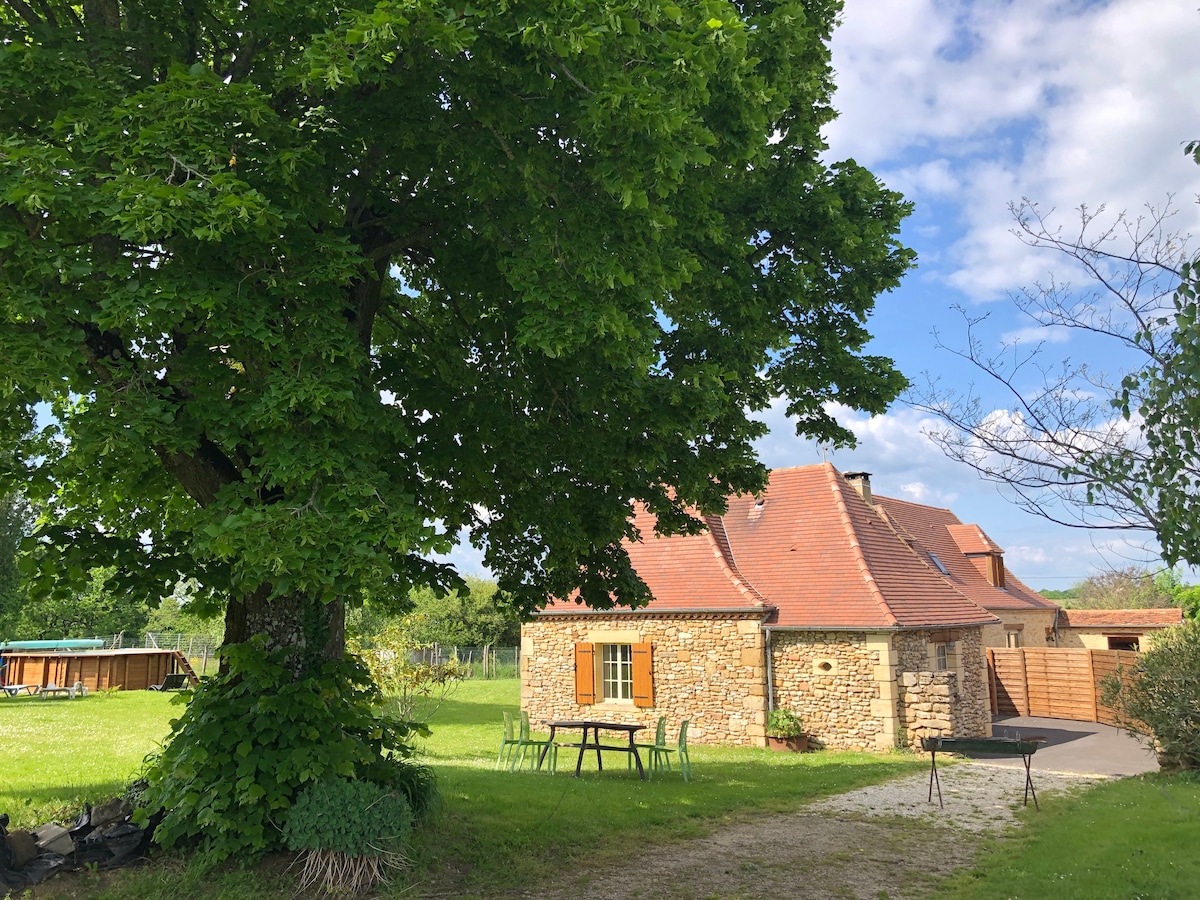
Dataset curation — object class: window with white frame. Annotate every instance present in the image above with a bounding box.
[574,641,654,708]
[934,642,949,671]
[601,643,634,701]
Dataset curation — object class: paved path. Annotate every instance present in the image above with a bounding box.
[987,715,1159,776]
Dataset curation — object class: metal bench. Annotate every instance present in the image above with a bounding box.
[921,735,1047,810]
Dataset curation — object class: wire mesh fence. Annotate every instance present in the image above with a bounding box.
[93,635,518,680]
[411,645,519,679]
[98,632,221,676]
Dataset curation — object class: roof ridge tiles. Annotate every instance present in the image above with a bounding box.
[825,464,901,627]
[704,514,768,606]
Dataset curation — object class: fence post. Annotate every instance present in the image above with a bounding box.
[1086,651,1098,722]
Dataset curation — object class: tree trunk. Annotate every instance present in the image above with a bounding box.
[222,585,345,679]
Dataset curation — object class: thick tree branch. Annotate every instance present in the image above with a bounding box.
[3,0,42,27]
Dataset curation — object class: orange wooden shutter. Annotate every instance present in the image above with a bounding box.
[632,642,654,708]
[575,643,596,704]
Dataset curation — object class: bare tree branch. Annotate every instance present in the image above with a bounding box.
[909,198,1200,563]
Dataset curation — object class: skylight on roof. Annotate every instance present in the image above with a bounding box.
[928,552,949,576]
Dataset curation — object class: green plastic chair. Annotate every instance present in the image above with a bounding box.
[656,720,691,782]
[631,716,674,778]
[513,710,557,773]
[495,711,521,770]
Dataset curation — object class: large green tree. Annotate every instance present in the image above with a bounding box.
[402,577,521,648]
[15,564,152,639]
[1,0,911,848]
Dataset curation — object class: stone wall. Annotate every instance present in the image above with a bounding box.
[523,616,991,751]
[522,612,768,745]
[767,631,883,751]
[1057,627,1171,651]
[893,627,990,745]
[949,627,991,737]
[981,609,1058,649]
[898,670,958,745]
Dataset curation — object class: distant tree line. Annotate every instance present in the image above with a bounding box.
[348,576,521,650]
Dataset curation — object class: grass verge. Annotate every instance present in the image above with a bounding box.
[935,772,1200,899]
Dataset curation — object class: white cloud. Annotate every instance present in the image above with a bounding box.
[754,398,1176,587]
[882,159,962,199]
[753,399,996,502]
[999,324,1070,345]
[828,0,1200,302]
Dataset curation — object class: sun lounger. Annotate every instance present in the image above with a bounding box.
[39,681,88,699]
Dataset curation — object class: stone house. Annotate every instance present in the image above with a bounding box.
[521,463,1005,751]
[866,492,1061,650]
[1055,608,1184,651]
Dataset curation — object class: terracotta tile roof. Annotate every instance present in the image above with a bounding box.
[946,524,1003,555]
[1058,608,1185,628]
[543,503,767,613]
[544,463,998,629]
[723,465,995,628]
[870,495,1058,613]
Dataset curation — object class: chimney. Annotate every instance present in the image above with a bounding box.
[985,553,1006,589]
[843,471,873,505]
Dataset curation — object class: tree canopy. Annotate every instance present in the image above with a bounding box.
[0,482,28,635]
[1,0,912,651]
[402,577,521,648]
[1,0,912,855]
[1057,566,1178,610]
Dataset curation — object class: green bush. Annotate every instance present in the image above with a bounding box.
[766,709,805,737]
[283,778,414,895]
[1102,621,1200,769]
[137,640,427,860]
[349,622,463,724]
[388,757,441,822]
[283,777,413,856]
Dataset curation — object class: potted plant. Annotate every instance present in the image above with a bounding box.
[766,709,809,752]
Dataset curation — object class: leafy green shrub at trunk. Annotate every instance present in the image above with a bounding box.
[1102,621,1200,769]
[137,641,431,860]
[283,777,414,895]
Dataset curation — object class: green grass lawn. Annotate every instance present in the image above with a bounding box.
[2,678,924,897]
[4,678,1199,899]
[0,690,181,828]
[399,680,926,896]
[935,772,1200,900]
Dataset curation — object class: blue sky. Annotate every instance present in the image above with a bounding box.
[750,0,1200,588]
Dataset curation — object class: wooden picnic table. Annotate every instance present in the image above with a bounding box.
[921,735,1047,810]
[540,720,648,780]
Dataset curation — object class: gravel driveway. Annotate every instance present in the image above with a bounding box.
[527,762,1105,900]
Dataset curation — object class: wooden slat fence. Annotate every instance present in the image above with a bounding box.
[987,648,1139,725]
